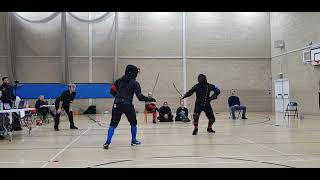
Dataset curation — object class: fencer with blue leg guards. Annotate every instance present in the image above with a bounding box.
[103,65,154,149]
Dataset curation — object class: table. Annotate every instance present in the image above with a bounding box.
[0,108,36,141]
[40,105,55,108]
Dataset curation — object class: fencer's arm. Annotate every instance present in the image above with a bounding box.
[134,82,153,102]
[209,85,221,100]
[182,85,197,99]
[211,85,221,95]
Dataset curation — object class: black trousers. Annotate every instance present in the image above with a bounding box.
[157,114,174,122]
[54,104,74,128]
[110,103,137,128]
[193,104,215,128]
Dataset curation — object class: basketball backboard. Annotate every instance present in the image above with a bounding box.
[310,44,320,66]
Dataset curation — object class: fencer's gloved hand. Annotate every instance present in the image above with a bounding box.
[148,97,156,102]
[110,84,118,96]
[209,94,218,101]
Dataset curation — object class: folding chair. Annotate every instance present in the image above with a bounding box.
[144,103,157,123]
[284,102,298,119]
[144,109,157,123]
[37,108,54,124]
[229,107,241,120]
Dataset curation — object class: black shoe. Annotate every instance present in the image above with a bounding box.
[232,117,236,120]
[192,129,198,135]
[131,140,141,146]
[207,128,215,133]
[242,117,247,120]
[103,143,109,149]
[0,135,5,140]
[70,126,78,129]
[153,120,156,124]
[54,127,59,131]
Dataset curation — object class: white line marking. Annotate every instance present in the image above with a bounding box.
[238,137,288,155]
[237,136,304,161]
[40,127,91,168]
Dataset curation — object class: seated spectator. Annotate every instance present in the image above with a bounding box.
[228,89,248,120]
[157,102,174,122]
[175,102,190,122]
[144,92,158,124]
[35,95,55,120]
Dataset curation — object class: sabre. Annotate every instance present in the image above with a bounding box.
[151,72,160,95]
[173,82,183,97]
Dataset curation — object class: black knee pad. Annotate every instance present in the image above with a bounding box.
[129,120,137,127]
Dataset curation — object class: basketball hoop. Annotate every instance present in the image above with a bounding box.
[310,44,320,66]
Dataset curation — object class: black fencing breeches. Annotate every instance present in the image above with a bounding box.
[193,104,216,129]
[109,103,137,128]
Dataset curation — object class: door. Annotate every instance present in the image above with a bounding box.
[275,79,290,112]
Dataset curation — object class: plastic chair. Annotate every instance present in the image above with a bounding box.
[284,102,298,119]
[229,107,241,119]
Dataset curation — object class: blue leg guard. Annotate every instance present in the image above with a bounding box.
[106,126,115,145]
[131,126,137,143]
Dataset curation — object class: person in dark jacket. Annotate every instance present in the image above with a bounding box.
[175,102,190,122]
[157,102,174,122]
[181,74,220,135]
[54,84,78,131]
[0,77,15,108]
[228,89,247,120]
[103,65,155,149]
[35,95,55,120]
[0,78,22,131]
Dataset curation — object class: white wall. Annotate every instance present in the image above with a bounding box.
[1,12,272,113]
[270,12,320,115]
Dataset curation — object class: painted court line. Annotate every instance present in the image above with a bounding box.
[237,136,304,161]
[40,126,92,168]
